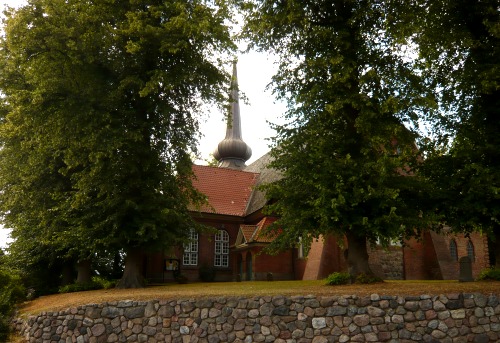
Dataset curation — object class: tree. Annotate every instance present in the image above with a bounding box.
[243,0,437,278]
[0,0,235,288]
[410,0,500,267]
[0,267,25,342]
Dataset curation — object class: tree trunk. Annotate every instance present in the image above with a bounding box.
[116,248,145,289]
[61,260,75,286]
[345,230,375,281]
[76,259,92,283]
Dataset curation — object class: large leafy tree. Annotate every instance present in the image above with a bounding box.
[243,0,437,278]
[411,0,500,267]
[0,0,235,288]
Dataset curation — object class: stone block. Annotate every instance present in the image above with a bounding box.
[311,318,326,329]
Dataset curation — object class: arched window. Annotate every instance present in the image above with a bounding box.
[450,239,458,262]
[214,230,229,267]
[467,240,475,262]
[183,229,198,266]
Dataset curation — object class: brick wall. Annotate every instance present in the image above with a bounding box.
[404,230,490,280]
[298,235,347,281]
[144,221,241,283]
[254,249,294,280]
[144,228,490,283]
[231,247,295,281]
[403,236,429,280]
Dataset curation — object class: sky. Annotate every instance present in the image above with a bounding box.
[0,1,287,249]
[195,51,286,165]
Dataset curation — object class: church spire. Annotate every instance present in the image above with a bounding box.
[213,61,252,169]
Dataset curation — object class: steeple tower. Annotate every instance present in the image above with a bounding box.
[213,61,252,169]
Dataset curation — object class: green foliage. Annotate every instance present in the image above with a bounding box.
[1,242,76,296]
[409,0,500,267]
[243,0,439,276]
[354,273,383,284]
[0,268,25,341]
[0,0,236,287]
[58,282,101,294]
[325,272,351,286]
[92,276,116,290]
[93,252,124,280]
[477,268,500,281]
[58,276,116,294]
[2,250,64,297]
[204,154,220,168]
[325,272,382,285]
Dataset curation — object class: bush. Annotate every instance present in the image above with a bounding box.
[5,258,61,297]
[93,276,116,289]
[325,272,351,285]
[355,273,383,284]
[477,268,500,281]
[0,268,26,342]
[326,271,383,285]
[58,281,100,293]
[58,276,116,293]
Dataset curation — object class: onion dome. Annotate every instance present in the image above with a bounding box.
[213,61,252,169]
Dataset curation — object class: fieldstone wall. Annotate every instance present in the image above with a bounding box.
[368,245,404,280]
[12,293,500,343]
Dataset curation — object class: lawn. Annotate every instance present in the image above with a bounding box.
[18,279,500,316]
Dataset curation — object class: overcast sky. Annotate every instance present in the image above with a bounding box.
[0,1,287,249]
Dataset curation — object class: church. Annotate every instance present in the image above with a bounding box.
[142,63,491,283]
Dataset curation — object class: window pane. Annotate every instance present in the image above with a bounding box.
[222,242,229,254]
[450,239,458,262]
[183,229,198,266]
[214,229,229,267]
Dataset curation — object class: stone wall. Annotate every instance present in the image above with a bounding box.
[12,293,500,343]
[368,245,404,280]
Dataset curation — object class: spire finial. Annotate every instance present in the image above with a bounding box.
[213,61,252,169]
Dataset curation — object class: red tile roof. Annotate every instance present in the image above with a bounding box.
[191,165,259,216]
[251,217,279,243]
[240,225,258,243]
[236,217,279,247]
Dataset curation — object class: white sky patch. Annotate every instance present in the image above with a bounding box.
[197,50,286,164]
[0,229,12,249]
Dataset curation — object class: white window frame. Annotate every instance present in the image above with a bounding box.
[214,230,229,267]
[183,229,198,266]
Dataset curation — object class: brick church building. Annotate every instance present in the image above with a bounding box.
[143,63,490,283]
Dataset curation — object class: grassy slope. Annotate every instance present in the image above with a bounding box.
[18,280,500,317]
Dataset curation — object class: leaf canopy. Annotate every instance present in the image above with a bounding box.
[0,0,236,266]
[243,0,438,253]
